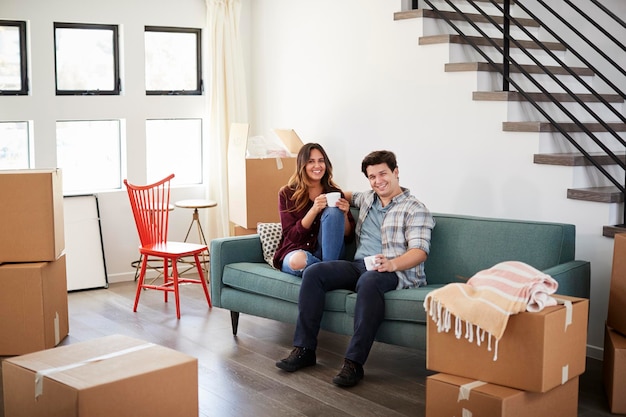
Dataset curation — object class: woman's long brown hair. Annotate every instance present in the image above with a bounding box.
[285,143,340,213]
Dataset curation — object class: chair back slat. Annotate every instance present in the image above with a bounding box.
[124,174,174,247]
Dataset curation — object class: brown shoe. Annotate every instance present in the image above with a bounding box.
[275,347,316,372]
[332,358,364,387]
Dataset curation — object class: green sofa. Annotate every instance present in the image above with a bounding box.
[209,211,590,351]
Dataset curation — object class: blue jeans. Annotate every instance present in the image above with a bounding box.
[293,260,399,365]
[281,207,346,277]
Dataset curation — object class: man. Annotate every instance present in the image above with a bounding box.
[275,150,435,387]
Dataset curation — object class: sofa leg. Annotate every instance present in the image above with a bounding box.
[230,311,240,335]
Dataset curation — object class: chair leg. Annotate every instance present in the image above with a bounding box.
[194,254,212,308]
[163,257,170,303]
[172,260,181,319]
[134,255,149,312]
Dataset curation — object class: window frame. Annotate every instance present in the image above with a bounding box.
[0,20,28,95]
[0,120,32,169]
[53,22,121,96]
[56,119,124,193]
[144,26,203,96]
[145,118,204,185]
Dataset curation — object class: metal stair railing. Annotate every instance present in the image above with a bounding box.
[413,0,626,226]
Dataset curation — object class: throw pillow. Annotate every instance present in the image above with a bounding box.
[257,222,282,268]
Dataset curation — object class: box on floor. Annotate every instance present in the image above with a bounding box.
[603,324,626,414]
[425,373,578,417]
[607,233,626,336]
[427,295,588,392]
[0,254,69,356]
[0,169,65,263]
[227,123,303,229]
[2,334,198,417]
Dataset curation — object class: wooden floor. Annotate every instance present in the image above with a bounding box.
[1,281,617,416]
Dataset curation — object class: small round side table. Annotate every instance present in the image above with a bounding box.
[174,199,218,275]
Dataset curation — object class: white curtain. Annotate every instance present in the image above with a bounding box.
[204,0,248,239]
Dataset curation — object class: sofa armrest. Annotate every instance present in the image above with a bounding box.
[209,234,264,308]
[543,260,591,299]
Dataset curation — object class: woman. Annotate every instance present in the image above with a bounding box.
[273,143,355,276]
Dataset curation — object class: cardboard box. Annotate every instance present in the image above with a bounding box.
[0,254,69,356]
[232,224,258,236]
[603,324,626,414]
[426,295,588,392]
[425,373,578,417]
[0,169,65,263]
[2,334,198,417]
[227,123,302,228]
[607,233,626,336]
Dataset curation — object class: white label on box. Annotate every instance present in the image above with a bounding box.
[555,298,573,330]
[35,343,155,398]
[462,409,473,417]
[275,157,284,170]
[562,364,569,384]
[54,312,60,345]
[457,380,486,401]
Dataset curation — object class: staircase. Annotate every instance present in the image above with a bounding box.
[395,0,626,237]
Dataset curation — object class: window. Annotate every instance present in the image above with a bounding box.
[146,119,202,184]
[54,22,120,95]
[0,20,28,95]
[0,121,30,169]
[56,120,122,193]
[144,26,202,95]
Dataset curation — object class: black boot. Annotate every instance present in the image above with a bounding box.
[332,358,364,387]
[275,347,316,372]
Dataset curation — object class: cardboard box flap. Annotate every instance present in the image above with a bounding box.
[431,373,520,398]
[272,128,304,154]
[227,123,250,158]
[0,168,62,175]
[7,334,196,395]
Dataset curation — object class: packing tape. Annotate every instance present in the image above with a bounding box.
[458,380,486,401]
[554,298,573,331]
[54,312,60,345]
[462,408,473,417]
[562,364,569,385]
[275,157,284,170]
[34,343,155,399]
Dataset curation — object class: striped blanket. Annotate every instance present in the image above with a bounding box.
[423,261,558,359]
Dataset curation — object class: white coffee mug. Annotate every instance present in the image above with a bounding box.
[364,255,379,271]
[326,192,341,207]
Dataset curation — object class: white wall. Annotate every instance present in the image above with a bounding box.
[244,0,623,358]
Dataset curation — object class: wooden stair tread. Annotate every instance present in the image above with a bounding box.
[474,91,624,103]
[394,9,538,27]
[603,225,626,238]
[566,186,624,203]
[419,34,566,51]
[446,62,594,76]
[503,121,626,132]
[534,152,626,166]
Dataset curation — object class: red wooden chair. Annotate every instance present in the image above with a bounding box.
[124,173,211,318]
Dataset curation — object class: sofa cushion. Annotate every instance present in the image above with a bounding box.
[222,262,351,312]
[425,214,576,285]
[344,284,446,324]
[257,222,282,267]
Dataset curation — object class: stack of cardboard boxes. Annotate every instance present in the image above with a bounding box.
[227,123,303,235]
[0,169,69,356]
[425,294,589,416]
[604,232,626,414]
[0,171,200,416]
